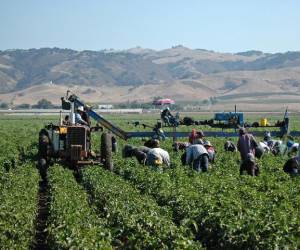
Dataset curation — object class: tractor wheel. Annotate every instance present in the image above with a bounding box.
[38,158,47,180]
[101,132,113,171]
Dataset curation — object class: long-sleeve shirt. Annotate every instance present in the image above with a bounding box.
[123,145,151,158]
[186,144,208,165]
[259,141,270,152]
[237,134,257,161]
[137,146,151,154]
[146,148,170,167]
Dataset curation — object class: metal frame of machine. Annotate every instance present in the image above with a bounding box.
[66,92,295,140]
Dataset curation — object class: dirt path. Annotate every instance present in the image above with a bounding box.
[31,169,50,250]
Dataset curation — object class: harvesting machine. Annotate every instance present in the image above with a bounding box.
[132,106,293,140]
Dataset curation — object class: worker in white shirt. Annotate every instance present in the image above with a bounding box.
[182,144,209,172]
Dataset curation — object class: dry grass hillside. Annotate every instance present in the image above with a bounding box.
[0,46,300,109]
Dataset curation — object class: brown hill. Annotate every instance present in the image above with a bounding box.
[1,47,300,107]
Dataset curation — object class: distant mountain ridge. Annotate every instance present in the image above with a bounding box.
[1,46,300,106]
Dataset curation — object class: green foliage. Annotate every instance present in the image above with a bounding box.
[47,166,112,249]
[0,102,9,109]
[0,164,39,249]
[15,103,31,109]
[113,138,300,249]
[0,119,41,175]
[1,115,300,249]
[32,99,55,109]
[81,166,202,249]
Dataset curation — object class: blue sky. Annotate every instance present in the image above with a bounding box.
[1,0,299,53]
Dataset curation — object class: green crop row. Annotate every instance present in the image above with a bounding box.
[0,119,40,175]
[1,115,300,249]
[47,165,113,249]
[0,164,39,250]
[81,166,203,249]
[113,153,300,249]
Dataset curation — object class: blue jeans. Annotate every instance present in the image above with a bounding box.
[193,154,209,172]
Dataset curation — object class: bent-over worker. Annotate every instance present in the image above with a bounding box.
[146,147,170,167]
[237,128,258,161]
[240,153,260,176]
[283,157,299,176]
[224,140,237,152]
[237,128,260,176]
[203,141,216,163]
[122,145,150,164]
[183,144,209,172]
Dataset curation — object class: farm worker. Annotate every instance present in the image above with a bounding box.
[271,140,285,156]
[81,107,91,126]
[287,140,299,157]
[161,107,173,126]
[237,127,258,162]
[189,129,204,144]
[263,131,277,150]
[122,145,150,164]
[254,144,265,159]
[123,143,170,168]
[283,157,299,176]
[258,141,270,153]
[145,147,170,169]
[144,139,160,148]
[152,123,166,141]
[240,153,260,176]
[263,131,271,143]
[63,115,70,125]
[224,140,237,152]
[203,141,216,163]
[172,141,190,152]
[75,106,89,126]
[263,131,285,155]
[189,129,196,144]
[183,144,209,172]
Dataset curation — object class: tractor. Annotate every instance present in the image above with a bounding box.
[38,92,118,174]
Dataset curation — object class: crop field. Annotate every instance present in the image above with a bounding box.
[1,114,300,249]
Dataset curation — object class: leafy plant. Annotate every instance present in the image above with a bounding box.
[47,165,112,249]
[0,164,39,249]
[81,166,202,249]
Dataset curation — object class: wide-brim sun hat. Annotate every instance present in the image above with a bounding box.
[77,106,84,112]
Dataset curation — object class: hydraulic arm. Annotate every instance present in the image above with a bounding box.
[69,94,128,140]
